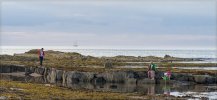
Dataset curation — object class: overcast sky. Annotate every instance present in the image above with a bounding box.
[1,1,216,49]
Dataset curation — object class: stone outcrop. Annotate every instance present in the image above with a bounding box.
[35,67,45,75]
[193,75,216,84]
[1,64,217,84]
[25,67,35,75]
[0,65,25,73]
[66,71,95,84]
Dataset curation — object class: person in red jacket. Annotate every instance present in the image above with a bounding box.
[38,48,45,66]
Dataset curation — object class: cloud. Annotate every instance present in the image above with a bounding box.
[1,31,216,49]
[1,1,216,49]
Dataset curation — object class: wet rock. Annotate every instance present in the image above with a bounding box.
[126,78,137,84]
[158,79,176,84]
[155,71,164,80]
[46,68,52,83]
[66,71,81,84]
[34,76,46,83]
[137,78,156,84]
[134,71,147,79]
[80,72,95,82]
[216,77,217,84]
[15,65,26,72]
[194,75,210,84]
[50,68,57,83]
[172,73,189,81]
[66,71,95,84]
[164,55,171,58]
[188,74,195,82]
[126,71,136,78]
[35,67,45,75]
[206,76,215,84]
[0,65,25,73]
[97,71,129,83]
[56,70,63,81]
[93,77,107,84]
[25,67,35,75]
[43,67,48,76]
[62,71,68,84]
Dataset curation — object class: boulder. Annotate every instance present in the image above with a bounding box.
[164,55,171,58]
[187,74,195,82]
[25,67,35,75]
[80,72,95,82]
[0,65,13,73]
[56,70,63,81]
[35,67,45,75]
[93,77,106,84]
[43,67,49,76]
[50,68,57,83]
[206,76,215,84]
[62,71,68,84]
[34,76,46,83]
[194,75,209,84]
[15,65,26,72]
[172,73,189,81]
[66,71,82,84]
[66,71,95,84]
[97,71,129,83]
[216,77,217,84]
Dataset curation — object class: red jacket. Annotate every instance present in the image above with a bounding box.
[38,49,45,57]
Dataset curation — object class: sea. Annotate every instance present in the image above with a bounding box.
[0,46,216,61]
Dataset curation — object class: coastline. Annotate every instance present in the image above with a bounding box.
[0,49,216,99]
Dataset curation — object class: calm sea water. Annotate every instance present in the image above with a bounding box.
[0,46,216,59]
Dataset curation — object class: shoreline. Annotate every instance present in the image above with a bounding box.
[1,48,216,58]
[0,49,216,73]
[0,49,216,99]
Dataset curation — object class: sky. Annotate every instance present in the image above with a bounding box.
[0,1,216,49]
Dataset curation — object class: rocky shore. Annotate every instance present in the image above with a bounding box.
[0,49,216,99]
[1,64,216,85]
[1,49,216,69]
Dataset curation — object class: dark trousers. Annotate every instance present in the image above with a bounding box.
[39,56,44,66]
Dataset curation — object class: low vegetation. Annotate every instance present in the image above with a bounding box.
[0,80,130,99]
[0,49,216,73]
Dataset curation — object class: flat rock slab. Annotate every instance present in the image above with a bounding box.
[29,73,42,77]
[0,72,26,77]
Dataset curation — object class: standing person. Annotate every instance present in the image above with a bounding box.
[147,62,156,80]
[148,63,152,79]
[38,48,45,66]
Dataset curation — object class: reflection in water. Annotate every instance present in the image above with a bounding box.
[1,73,216,99]
[147,84,155,95]
[163,85,170,96]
